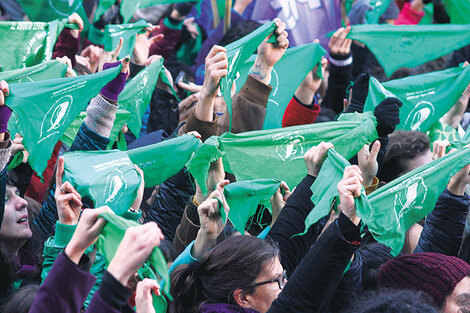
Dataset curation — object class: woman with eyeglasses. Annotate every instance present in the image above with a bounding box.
[169,144,365,313]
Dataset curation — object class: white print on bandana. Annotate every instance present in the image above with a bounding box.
[404,100,435,131]
[49,0,82,16]
[273,131,306,161]
[104,169,128,205]
[391,175,428,230]
[39,94,72,143]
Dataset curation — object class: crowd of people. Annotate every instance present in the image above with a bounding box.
[0,0,469,312]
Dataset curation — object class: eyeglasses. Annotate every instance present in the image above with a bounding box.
[248,270,287,290]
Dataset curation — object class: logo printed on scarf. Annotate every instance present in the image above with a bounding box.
[49,0,81,16]
[404,101,435,131]
[39,94,72,143]
[392,176,428,230]
[104,169,128,205]
[274,132,305,161]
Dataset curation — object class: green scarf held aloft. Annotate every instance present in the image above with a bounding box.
[224,179,281,234]
[234,43,326,129]
[304,149,370,233]
[0,60,67,83]
[442,0,470,24]
[427,122,461,148]
[366,0,392,23]
[17,0,83,22]
[187,112,378,195]
[60,109,131,148]
[126,134,202,188]
[96,211,171,313]
[339,24,470,77]
[220,21,277,131]
[365,144,470,255]
[118,58,174,138]
[94,0,199,23]
[0,19,65,71]
[104,20,151,59]
[62,149,141,215]
[6,65,122,176]
[364,65,470,132]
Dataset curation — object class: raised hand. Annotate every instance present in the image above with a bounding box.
[107,222,164,286]
[133,25,164,66]
[135,278,161,313]
[337,165,363,225]
[270,181,291,226]
[64,206,111,264]
[249,18,289,85]
[357,141,380,186]
[303,142,334,177]
[329,27,352,57]
[55,157,83,225]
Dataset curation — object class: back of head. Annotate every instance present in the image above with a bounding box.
[379,130,430,182]
[1,284,38,313]
[218,20,262,47]
[378,252,470,307]
[342,289,438,313]
[357,243,393,291]
[169,236,279,313]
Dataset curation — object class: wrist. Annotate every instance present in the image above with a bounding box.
[64,243,84,265]
[447,179,467,196]
[344,212,361,226]
[249,60,272,85]
[107,262,130,286]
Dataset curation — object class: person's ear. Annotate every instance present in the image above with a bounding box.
[233,289,253,309]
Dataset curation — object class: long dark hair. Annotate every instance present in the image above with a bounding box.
[169,236,280,313]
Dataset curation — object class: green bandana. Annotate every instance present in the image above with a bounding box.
[104,20,150,59]
[427,122,461,147]
[187,112,378,195]
[234,43,326,129]
[6,65,122,176]
[366,0,392,23]
[18,0,84,22]
[95,0,200,23]
[0,60,67,83]
[60,109,131,148]
[96,211,171,312]
[224,179,281,234]
[0,20,65,71]
[220,21,277,130]
[118,58,169,138]
[365,144,470,255]
[442,0,470,24]
[62,149,141,215]
[304,149,370,232]
[340,24,470,76]
[126,134,202,188]
[364,66,470,132]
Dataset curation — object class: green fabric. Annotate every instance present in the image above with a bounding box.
[7,152,24,171]
[187,112,378,195]
[442,0,470,24]
[95,0,199,23]
[340,24,470,76]
[6,66,122,176]
[234,43,326,129]
[126,134,202,188]
[97,211,172,306]
[220,21,277,130]
[115,130,128,151]
[427,122,461,147]
[223,179,281,234]
[106,110,132,150]
[118,59,162,138]
[62,149,141,215]
[0,20,65,71]
[0,60,67,83]
[304,149,370,231]
[419,3,434,25]
[365,144,470,255]
[366,0,392,23]
[61,109,130,148]
[104,20,150,59]
[18,0,83,22]
[364,66,470,132]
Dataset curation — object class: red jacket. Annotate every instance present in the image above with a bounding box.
[282,97,321,128]
[394,2,425,25]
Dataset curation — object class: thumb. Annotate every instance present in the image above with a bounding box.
[369,140,381,161]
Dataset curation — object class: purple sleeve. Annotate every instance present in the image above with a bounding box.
[85,271,133,313]
[52,28,80,67]
[29,252,96,313]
